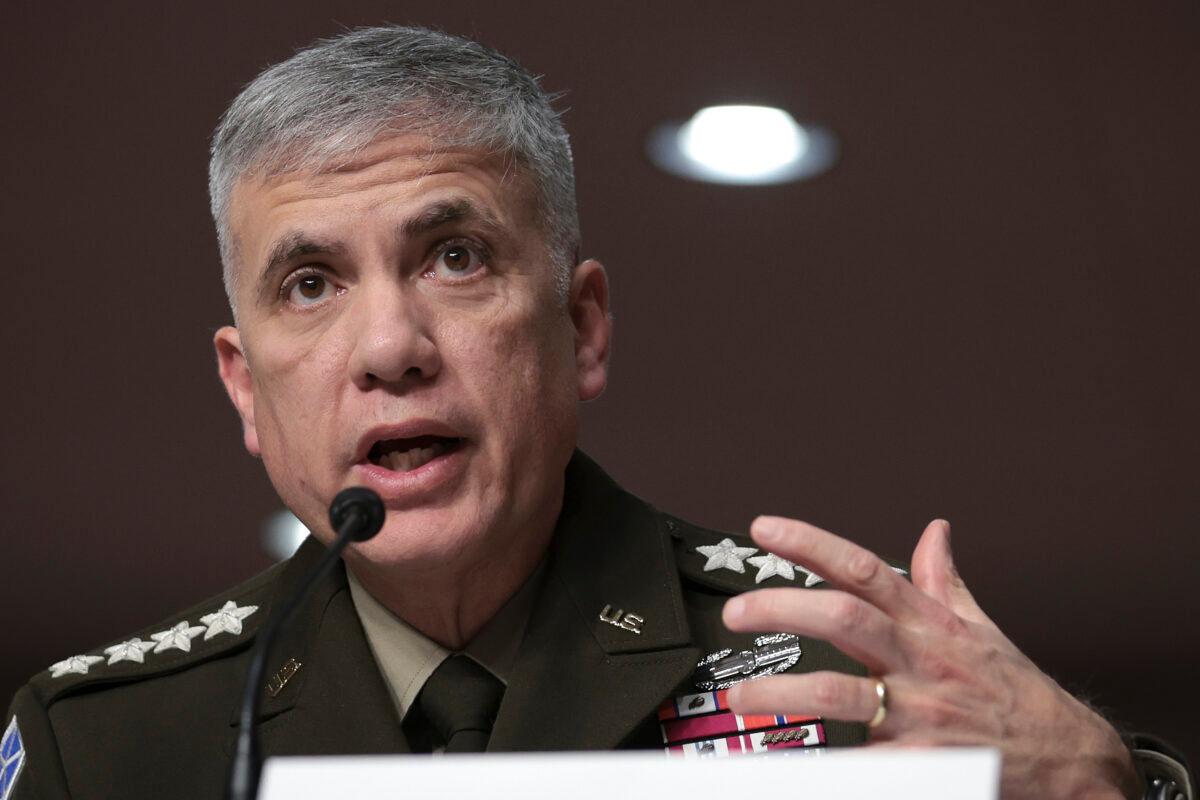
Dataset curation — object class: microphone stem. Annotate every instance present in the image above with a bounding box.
[228,507,365,800]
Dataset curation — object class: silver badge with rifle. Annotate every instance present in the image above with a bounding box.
[692,633,802,691]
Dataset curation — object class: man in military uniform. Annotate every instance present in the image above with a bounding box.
[2,25,1192,800]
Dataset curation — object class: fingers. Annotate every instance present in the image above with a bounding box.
[910,519,992,626]
[751,516,950,626]
[724,588,906,673]
[727,671,888,729]
[909,520,953,606]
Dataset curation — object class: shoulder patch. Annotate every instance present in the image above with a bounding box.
[1,716,25,800]
[28,560,284,708]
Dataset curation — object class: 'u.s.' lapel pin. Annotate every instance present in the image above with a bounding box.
[266,657,302,698]
[599,604,644,634]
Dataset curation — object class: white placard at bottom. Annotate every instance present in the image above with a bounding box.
[259,748,1000,800]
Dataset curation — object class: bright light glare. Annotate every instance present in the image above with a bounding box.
[678,105,808,179]
[261,509,310,561]
[647,104,837,186]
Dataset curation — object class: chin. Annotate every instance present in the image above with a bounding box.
[346,511,484,572]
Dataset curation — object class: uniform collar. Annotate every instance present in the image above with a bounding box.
[488,450,700,750]
[236,449,700,753]
[344,557,546,721]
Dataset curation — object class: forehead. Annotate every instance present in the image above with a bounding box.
[226,134,541,276]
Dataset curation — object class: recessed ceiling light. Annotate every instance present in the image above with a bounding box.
[647,104,837,185]
[261,509,310,561]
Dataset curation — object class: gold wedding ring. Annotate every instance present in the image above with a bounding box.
[868,678,889,728]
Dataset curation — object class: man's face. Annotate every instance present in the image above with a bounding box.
[215,135,609,570]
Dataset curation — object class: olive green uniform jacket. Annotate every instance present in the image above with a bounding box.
[3,453,868,798]
[8,453,1190,798]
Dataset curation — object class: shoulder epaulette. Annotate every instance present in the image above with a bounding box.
[27,561,285,708]
[663,512,910,595]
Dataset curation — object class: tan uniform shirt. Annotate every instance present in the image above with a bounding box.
[346,564,543,723]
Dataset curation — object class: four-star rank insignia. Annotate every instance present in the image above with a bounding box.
[48,655,103,678]
[695,538,758,574]
[104,638,156,666]
[693,536,910,588]
[200,601,258,640]
[45,598,261,680]
[150,621,206,654]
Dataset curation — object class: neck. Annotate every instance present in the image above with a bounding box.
[344,497,561,650]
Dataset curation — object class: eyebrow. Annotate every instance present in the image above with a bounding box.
[398,197,507,242]
[253,197,510,305]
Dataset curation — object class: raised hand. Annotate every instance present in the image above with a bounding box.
[722,516,1140,800]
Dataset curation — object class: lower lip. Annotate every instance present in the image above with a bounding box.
[350,443,469,507]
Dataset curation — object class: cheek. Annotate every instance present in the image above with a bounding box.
[502,315,578,437]
[249,335,346,486]
[449,302,577,427]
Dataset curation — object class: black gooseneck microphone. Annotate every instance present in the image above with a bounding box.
[228,487,386,800]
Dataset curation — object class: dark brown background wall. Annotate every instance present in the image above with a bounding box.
[3,0,1197,763]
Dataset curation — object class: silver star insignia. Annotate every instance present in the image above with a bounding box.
[200,601,258,640]
[746,553,797,583]
[150,621,207,654]
[803,565,906,587]
[695,538,758,573]
[104,638,156,665]
[48,654,103,678]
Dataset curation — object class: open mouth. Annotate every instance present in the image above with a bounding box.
[366,434,463,473]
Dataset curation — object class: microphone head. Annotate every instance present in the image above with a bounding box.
[328,487,386,542]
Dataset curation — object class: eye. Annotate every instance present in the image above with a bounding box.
[426,242,486,281]
[284,272,337,307]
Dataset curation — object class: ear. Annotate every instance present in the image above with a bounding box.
[568,259,611,402]
[214,326,261,456]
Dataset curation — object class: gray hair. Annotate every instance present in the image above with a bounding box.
[208,25,580,314]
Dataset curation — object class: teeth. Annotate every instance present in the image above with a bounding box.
[381,441,447,472]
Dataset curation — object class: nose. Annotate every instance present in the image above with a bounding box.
[347,283,442,390]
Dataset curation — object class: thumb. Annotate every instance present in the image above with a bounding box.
[911,519,991,625]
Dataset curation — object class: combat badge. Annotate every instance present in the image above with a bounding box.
[692,633,801,691]
[1,717,25,800]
